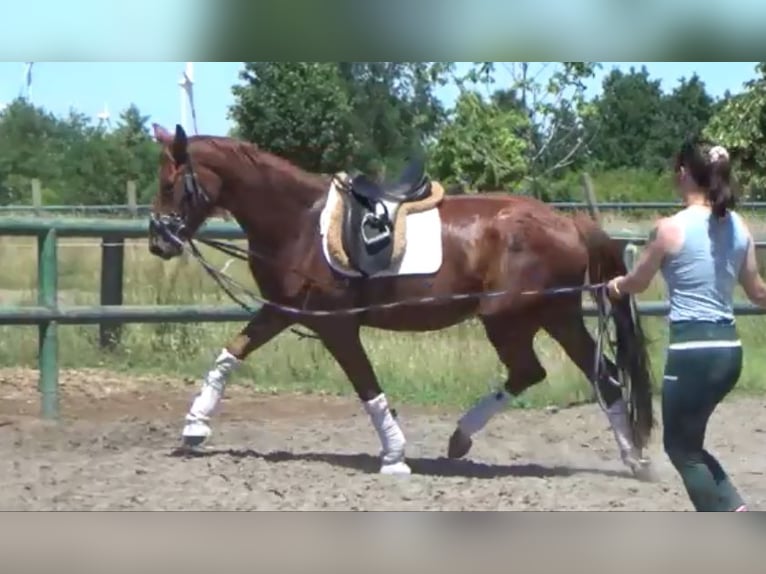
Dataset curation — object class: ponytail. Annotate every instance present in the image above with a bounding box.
[707,145,735,219]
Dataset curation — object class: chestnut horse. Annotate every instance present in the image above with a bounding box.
[148,124,654,477]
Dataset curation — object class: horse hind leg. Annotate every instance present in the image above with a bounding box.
[448,312,547,459]
[541,304,651,477]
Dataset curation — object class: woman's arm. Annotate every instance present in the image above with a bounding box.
[738,227,766,307]
[608,217,679,297]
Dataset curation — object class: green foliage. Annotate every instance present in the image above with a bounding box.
[533,168,674,204]
[428,90,529,191]
[458,62,600,185]
[704,63,766,199]
[337,62,451,175]
[586,67,668,171]
[229,62,451,176]
[0,100,64,203]
[589,169,675,202]
[0,98,158,206]
[659,73,716,157]
[229,62,359,173]
[585,66,716,173]
[0,62,761,208]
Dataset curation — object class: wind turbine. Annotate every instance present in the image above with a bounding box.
[97,102,112,130]
[21,62,34,101]
[179,62,198,134]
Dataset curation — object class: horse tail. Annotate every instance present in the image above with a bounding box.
[573,213,655,450]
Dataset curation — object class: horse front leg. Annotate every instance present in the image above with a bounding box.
[314,320,411,475]
[181,307,291,446]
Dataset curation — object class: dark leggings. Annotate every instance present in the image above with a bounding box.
[662,321,745,512]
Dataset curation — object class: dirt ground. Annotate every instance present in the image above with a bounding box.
[0,367,764,511]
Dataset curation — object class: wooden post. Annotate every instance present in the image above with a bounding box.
[126,181,137,217]
[581,172,600,405]
[623,243,639,272]
[31,179,42,217]
[99,234,125,349]
[37,228,59,419]
[581,172,600,222]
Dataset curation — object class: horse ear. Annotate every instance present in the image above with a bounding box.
[172,124,189,165]
[152,123,173,145]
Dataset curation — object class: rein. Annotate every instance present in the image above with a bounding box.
[189,235,609,317]
[189,236,622,412]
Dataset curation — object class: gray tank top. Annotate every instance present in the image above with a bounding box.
[660,205,750,323]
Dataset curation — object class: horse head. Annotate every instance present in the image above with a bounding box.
[148,123,223,260]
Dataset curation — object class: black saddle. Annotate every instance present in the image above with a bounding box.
[338,159,432,277]
[349,158,431,203]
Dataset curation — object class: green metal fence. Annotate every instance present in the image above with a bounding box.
[4,201,766,217]
[1,216,764,420]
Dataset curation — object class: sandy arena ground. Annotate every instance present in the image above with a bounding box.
[0,367,764,510]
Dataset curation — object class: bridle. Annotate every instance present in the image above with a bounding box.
[149,156,211,250]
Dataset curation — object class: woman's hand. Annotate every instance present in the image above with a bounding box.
[607,276,625,299]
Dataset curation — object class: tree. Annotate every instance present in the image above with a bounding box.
[229,62,452,177]
[110,104,159,201]
[429,90,529,191]
[654,73,715,163]
[337,62,451,176]
[704,63,766,198]
[585,67,716,173]
[229,62,358,173]
[585,66,667,171]
[0,99,63,203]
[459,62,600,190]
[0,99,159,205]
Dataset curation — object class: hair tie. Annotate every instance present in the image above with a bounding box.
[709,145,729,163]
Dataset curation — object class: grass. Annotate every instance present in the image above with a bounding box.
[2,211,766,410]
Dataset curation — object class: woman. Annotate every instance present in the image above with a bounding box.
[606,138,766,512]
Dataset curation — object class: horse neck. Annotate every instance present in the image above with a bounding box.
[217,155,326,254]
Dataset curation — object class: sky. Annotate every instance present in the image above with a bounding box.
[0,62,758,136]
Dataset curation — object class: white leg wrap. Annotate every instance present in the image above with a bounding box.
[363,394,411,475]
[457,390,510,437]
[183,349,241,439]
[606,398,638,460]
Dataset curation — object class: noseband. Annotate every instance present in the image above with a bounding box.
[150,159,210,247]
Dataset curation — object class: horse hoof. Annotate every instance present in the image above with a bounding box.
[625,455,654,482]
[380,461,412,475]
[182,435,207,448]
[633,461,656,482]
[182,421,211,448]
[447,429,472,459]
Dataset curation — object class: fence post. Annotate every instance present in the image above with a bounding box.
[31,179,42,217]
[581,173,600,221]
[37,228,59,419]
[99,234,125,349]
[623,242,638,272]
[126,181,137,217]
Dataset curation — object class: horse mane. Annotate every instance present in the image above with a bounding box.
[188,135,329,194]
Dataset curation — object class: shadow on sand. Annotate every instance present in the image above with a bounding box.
[169,446,631,480]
